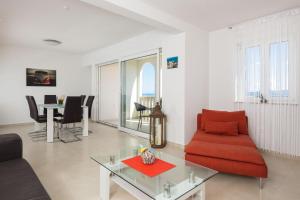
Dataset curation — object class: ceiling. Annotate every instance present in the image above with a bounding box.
[0,0,153,53]
[140,0,300,31]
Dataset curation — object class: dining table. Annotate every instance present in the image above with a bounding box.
[38,104,89,143]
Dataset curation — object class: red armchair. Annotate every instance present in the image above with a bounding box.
[185,109,268,185]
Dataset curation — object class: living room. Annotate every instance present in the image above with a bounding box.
[1,0,300,200]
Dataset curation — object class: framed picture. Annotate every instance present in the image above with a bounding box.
[26,68,56,86]
[167,56,178,69]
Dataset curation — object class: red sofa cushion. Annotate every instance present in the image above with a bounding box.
[185,154,268,178]
[185,140,265,165]
[204,121,238,136]
[192,130,256,147]
[201,109,248,135]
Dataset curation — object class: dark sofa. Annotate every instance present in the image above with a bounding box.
[0,134,50,200]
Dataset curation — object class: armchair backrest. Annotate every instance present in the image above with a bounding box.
[196,113,248,131]
[197,113,202,130]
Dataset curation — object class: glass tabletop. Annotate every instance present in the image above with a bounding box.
[38,104,87,109]
[38,104,65,109]
[91,148,217,200]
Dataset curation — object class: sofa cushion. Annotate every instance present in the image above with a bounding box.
[192,130,256,147]
[185,154,268,178]
[201,109,248,135]
[204,121,238,136]
[0,133,22,162]
[185,140,265,165]
[0,159,50,200]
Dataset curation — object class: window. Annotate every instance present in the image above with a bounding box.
[269,41,289,97]
[245,46,261,97]
[242,42,290,101]
[141,63,155,97]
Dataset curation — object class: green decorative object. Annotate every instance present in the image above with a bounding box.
[58,96,65,105]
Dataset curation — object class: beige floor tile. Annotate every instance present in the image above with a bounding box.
[0,122,299,200]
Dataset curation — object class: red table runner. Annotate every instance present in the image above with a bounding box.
[122,156,176,177]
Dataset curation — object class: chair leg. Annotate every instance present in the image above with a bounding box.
[138,111,142,129]
[140,111,143,127]
[28,122,46,137]
[58,123,63,139]
[259,178,264,189]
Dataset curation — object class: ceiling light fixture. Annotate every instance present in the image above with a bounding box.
[43,39,62,46]
[63,5,70,10]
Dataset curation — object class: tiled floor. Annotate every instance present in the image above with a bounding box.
[0,122,300,200]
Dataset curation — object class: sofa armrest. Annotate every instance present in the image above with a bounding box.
[197,113,202,130]
[0,133,22,162]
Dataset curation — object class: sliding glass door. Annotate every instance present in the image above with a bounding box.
[120,50,161,135]
[97,62,119,127]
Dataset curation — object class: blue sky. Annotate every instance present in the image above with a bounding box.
[142,63,155,96]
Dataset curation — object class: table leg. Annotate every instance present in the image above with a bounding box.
[82,107,88,136]
[194,183,205,200]
[47,108,54,143]
[100,166,110,200]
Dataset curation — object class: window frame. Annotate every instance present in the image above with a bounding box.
[240,40,294,104]
[268,41,289,99]
[244,45,262,98]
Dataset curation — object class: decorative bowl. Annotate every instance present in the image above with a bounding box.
[141,149,156,165]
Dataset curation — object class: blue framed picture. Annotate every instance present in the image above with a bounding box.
[167,56,178,69]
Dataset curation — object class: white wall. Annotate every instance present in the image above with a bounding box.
[81,1,212,146]
[0,45,91,125]
[184,29,209,144]
[209,28,235,110]
[161,33,186,145]
[86,30,170,121]
[84,28,211,146]
[83,30,188,145]
[208,27,300,156]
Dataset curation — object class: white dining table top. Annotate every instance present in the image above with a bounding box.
[38,104,87,109]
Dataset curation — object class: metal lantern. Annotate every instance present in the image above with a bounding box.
[149,102,166,148]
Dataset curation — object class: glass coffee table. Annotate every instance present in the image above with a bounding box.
[91,148,217,200]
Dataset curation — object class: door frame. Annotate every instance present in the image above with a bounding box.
[96,60,119,127]
[119,48,162,139]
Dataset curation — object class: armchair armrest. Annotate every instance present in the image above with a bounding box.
[197,113,202,130]
[0,133,22,162]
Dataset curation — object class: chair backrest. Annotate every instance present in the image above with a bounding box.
[62,96,82,124]
[44,95,58,115]
[85,96,95,118]
[134,102,147,112]
[80,95,86,106]
[26,96,39,121]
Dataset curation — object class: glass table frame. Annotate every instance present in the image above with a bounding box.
[91,149,217,200]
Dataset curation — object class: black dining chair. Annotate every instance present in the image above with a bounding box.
[70,95,94,134]
[43,95,63,117]
[54,96,82,143]
[80,95,86,106]
[86,96,95,119]
[134,102,150,129]
[26,96,47,137]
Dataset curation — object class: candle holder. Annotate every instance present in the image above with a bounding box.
[149,102,166,148]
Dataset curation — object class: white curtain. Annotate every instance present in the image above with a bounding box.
[234,8,300,156]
